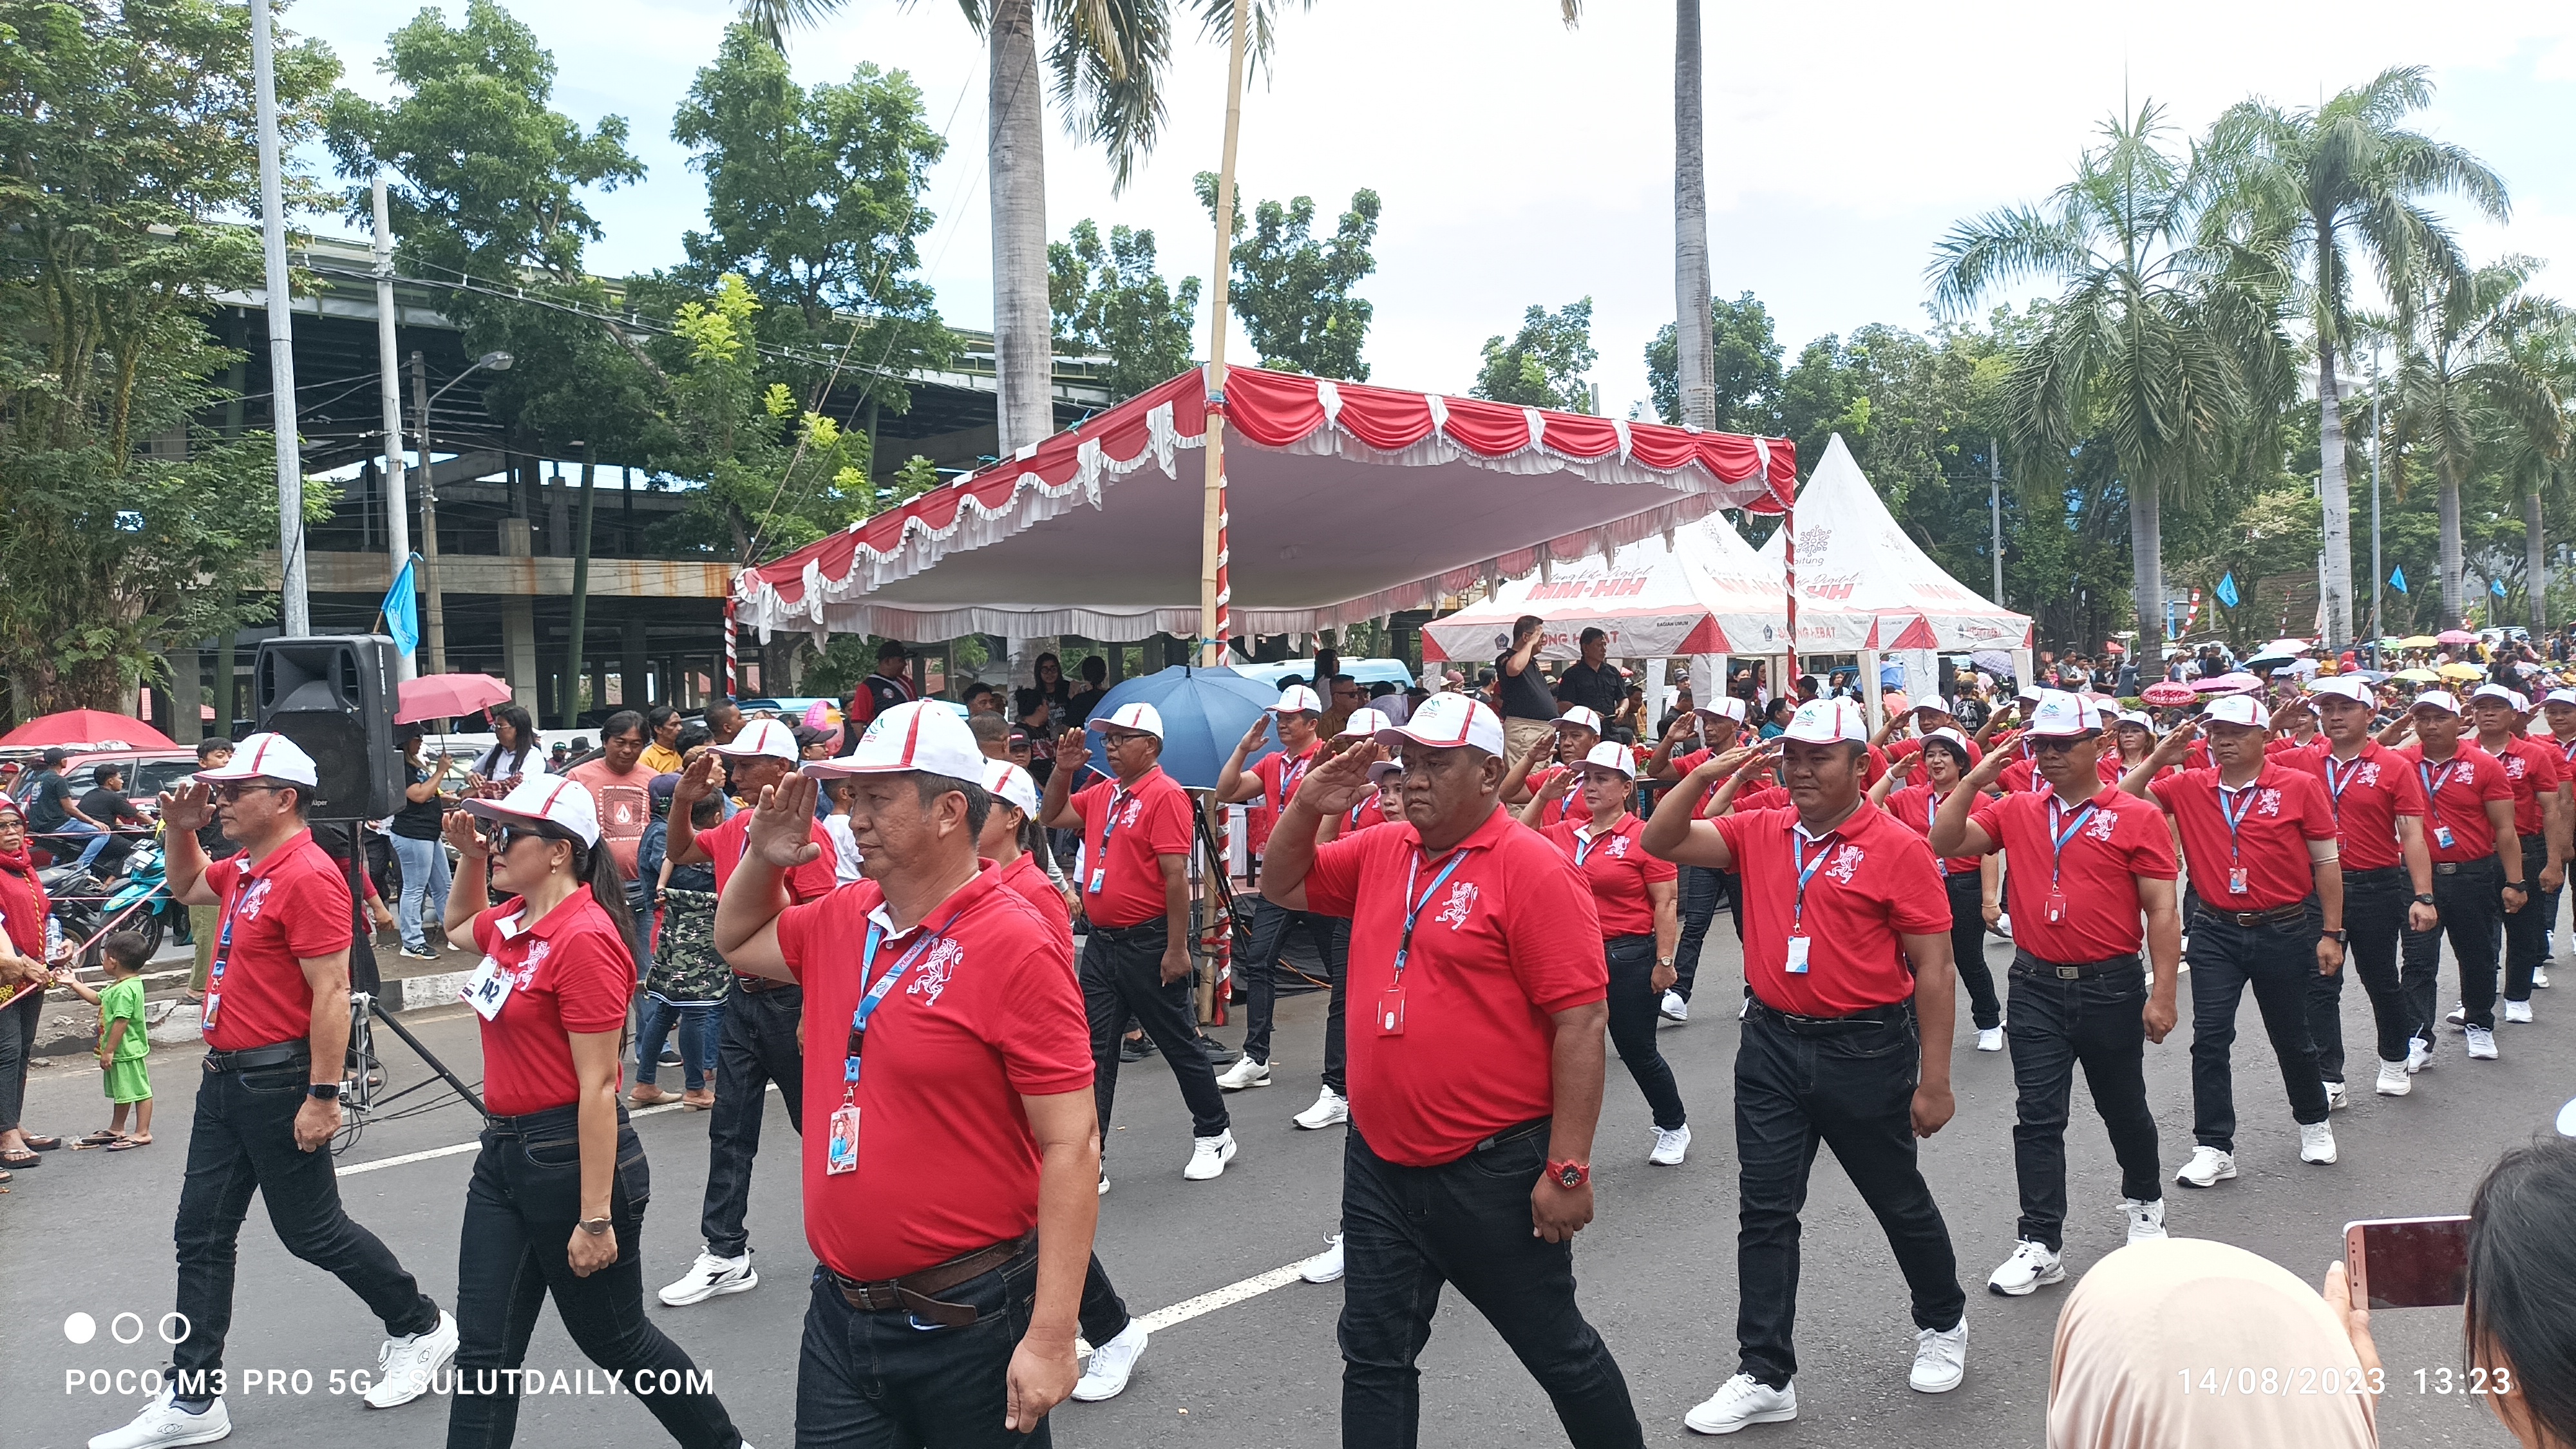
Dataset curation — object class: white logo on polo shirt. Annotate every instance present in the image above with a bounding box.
[2257,789,2282,817]
[2087,811,2118,842]
[2506,757,2528,781]
[238,878,274,920]
[1119,798,1144,827]
[517,939,550,990]
[908,938,963,1007]
[1823,843,1865,885]
[1607,835,1631,859]
[1435,880,1480,930]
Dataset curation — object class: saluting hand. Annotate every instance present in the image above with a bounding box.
[1294,744,1374,818]
[1962,741,2015,793]
[2149,721,2200,767]
[442,808,491,860]
[748,775,823,869]
[1236,715,1273,757]
[1055,728,1091,770]
[159,781,214,835]
[1535,765,1577,803]
[671,751,721,809]
[1886,751,1919,782]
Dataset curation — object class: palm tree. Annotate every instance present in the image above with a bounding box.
[2213,66,2508,652]
[747,0,1299,455]
[1929,102,2292,655]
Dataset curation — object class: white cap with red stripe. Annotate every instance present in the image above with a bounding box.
[1091,702,1165,740]
[1783,698,1866,744]
[1700,697,1749,724]
[2202,695,2268,728]
[710,717,799,761]
[194,731,319,788]
[2470,683,2528,712]
[1555,706,1604,734]
[2410,690,2465,717]
[2024,689,2103,738]
[1336,706,1392,740]
[462,773,600,846]
[2309,676,2374,706]
[1377,692,1504,757]
[1275,684,1323,715]
[1577,741,1637,779]
[806,701,986,781]
[982,759,1040,818]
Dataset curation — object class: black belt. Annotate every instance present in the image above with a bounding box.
[1748,999,1909,1033]
[483,1101,629,1136]
[1088,918,1168,941]
[2204,902,2308,928]
[2011,950,2141,981]
[2431,858,2499,877]
[1470,1117,1551,1155]
[2344,864,2406,882]
[202,1041,310,1074]
[734,974,796,995]
[830,1231,1037,1328]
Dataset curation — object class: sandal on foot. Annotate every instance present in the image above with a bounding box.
[106,1137,150,1151]
[79,1130,122,1146]
[1,1150,39,1168]
[21,1135,62,1151]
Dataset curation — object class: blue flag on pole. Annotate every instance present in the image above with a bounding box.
[2215,571,2240,608]
[383,554,420,658]
[2492,576,2508,599]
[2389,566,2407,594]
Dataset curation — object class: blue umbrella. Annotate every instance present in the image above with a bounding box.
[1079,665,1287,791]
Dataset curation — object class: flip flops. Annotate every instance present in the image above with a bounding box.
[20,1135,61,1151]
[106,1137,151,1152]
[0,1150,39,1168]
[79,1130,121,1146]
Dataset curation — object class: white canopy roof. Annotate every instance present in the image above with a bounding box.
[1419,513,1820,663]
[1756,434,2032,654]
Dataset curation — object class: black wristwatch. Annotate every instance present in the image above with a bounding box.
[305,1082,340,1101]
[2324,929,2348,943]
[2413,893,2436,905]
[578,1217,613,1236]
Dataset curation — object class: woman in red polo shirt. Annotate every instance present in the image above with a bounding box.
[1873,729,2006,1051]
[1530,743,1689,1164]
[439,777,743,1448]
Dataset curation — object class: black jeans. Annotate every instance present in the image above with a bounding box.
[2320,866,2414,1074]
[0,987,40,1133]
[449,1106,739,1449]
[1944,872,2003,1031]
[796,1249,1048,1448]
[2004,955,2160,1250]
[1604,936,1685,1130]
[1079,1256,1132,1347]
[1238,896,1347,1066]
[700,981,805,1258]
[1733,1003,1962,1388]
[2504,835,2549,1002]
[2405,857,2503,1035]
[1671,865,1722,1002]
[1081,919,1229,1139]
[1339,1126,1642,1449]
[2186,904,2330,1153]
[173,1056,440,1379]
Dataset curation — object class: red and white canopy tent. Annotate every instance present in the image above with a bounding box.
[735,365,1797,650]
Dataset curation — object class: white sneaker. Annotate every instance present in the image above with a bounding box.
[2122,1197,2167,1242]
[88,1392,231,1449]
[2375,1061,2412,1097]
[361,1307,458,1408]
[2533,967,2551,989]
[1986,1240,2063,1297]
[2175,1146,2236,1188]
[2406,1035,2433,1074]
[2447,1002,2468,1025]
[1071,1320,1148,1402]
[2465,1025,2499,1060]
[2299,1121,2337,1165]
[1683,1374,1797,1435]
[1299,1233,1346,1283]
[1183,1128,1238,1180]
[1909,1319,1968,1393]
[2504,999,2534,1024]
[1976,1026,2004,1052]
[659,1250,757,1307]
[1661,990,1690,1022]
[1293,1087,1349,1130]
[2324,1080,2349,1111]
[1215,1055,1271,1091]
[1650,1124,1692,1166]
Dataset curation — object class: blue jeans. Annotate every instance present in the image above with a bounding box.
[59,819,109,871]
[636,999,721,1092]
[796,1252,1046,1448]
[390,833,450,954]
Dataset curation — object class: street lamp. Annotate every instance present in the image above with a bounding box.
[410,349,513,675]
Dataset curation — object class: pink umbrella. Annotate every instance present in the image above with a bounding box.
[0,708,176,750]
[395,673,514,725]
[2436,629,2479,645]
[2141,681,2199,707]
[2193,672,2262,694]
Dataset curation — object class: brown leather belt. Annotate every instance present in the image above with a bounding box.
[734,974,795,995]
[831,1231,1037,1328]
[2207,902,2308,928]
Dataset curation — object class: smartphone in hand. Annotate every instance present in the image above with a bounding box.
[2343,1216,2472,1309]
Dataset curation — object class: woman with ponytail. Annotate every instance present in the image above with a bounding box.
[438,777,743,1448]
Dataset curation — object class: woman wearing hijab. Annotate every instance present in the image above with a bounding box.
[0,799,64,1177]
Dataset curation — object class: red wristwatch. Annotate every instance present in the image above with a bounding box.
[1547,1159,1591,1189]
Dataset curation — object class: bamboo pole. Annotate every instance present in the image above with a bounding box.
[1198,1,1252,668]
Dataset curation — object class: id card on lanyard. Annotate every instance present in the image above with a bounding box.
[2419,759,2461,852]
[1379,849,1468,1035]
[1086,784,1133,896]
[1786,830,1837,973]
[825,909,963,1176]
[200,880,256,1035]
[2214,782,2257,895]
[1926,791,1948,878]
[2041,799,2096,923]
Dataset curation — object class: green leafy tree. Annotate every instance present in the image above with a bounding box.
[1471,299,1597,411]
[0,0,339,714]
[1195,173,1379,380]
[1050,219,1200,397]
[1647,292,1784,433]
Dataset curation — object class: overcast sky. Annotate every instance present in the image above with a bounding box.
[298,0,2576,428]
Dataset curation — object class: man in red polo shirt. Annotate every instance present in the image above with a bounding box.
[1503,705,1606,829]
[1645,698,1967,1432]
[2391,690,2523,1065]
[1645,697,1752,1020]
[2467,685,2564,1024]
[1039,703,1236,1184]
[1257,692,1640,1449]
[659,715,840,1310]
[2282,677,2437,1101]
[2123,695,2344,1185]
[96,735,453,1449]
[1213,685,1345,1094]
[713,701,1097,1445]
[1931,691,2180,1298]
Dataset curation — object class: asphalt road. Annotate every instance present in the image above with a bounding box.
[3,920,2557,1449]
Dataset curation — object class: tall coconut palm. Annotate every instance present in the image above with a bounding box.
[2213,66,2508,652]
[1929,102,2292,656]
[749,0,1300,455]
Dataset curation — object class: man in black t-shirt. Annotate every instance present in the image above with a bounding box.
[70,764,144,873]
[1554,628,1625,721]
[19,748,71,836]
[1493,614,1559,772]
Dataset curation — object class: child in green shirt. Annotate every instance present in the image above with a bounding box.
[52,929,153,1148]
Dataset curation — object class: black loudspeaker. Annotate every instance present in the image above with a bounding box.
[254,636,403,821]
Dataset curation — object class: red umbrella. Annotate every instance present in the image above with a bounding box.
[0,708,176,750]
[2141,681,2199,707]
[395,673,514,725]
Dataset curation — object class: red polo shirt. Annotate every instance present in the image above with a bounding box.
[467,887,634,1116]
[1244,743,1320,859]
[1970,789,2176,963]
[992,851,1072,934]
[2485,735,2561,839]
[2392,744,2515,864]
[1732,782,1792,815]
[2276,743,2425,873]
[1300,806,1605,1167]
[1884,783,1984,877]
[1539,813,1674,937]
[1713,802,1949,1016]
[202,829,352,1050]
[1072,766,1193,928]
[775,866,1092,1280]
[2149,764,2336,911]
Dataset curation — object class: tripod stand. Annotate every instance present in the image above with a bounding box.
[336,989,486,1155]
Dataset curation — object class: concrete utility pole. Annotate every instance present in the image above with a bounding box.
[1989,438,2005,607]
[1196,0,1251,667]
[412,352,448,674]
[251,0,306,635]
[565,442,598,726]
[372,176,414,679]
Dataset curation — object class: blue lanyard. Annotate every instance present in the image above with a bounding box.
[1789,829,1839,934]
[2215,781,2257,862]
[2046,799,2096,888]
[2418,759,2461,834]
[1573,819,1624,868]
[1276,752,1312,802]
[1392,849,1470,983]
[842,909,965,1092]
[1094,784,1133,860]
[200,873,260,1035]
[2318,752,2368,823]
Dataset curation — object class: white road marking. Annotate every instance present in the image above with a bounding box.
[334,1087,772,1177]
